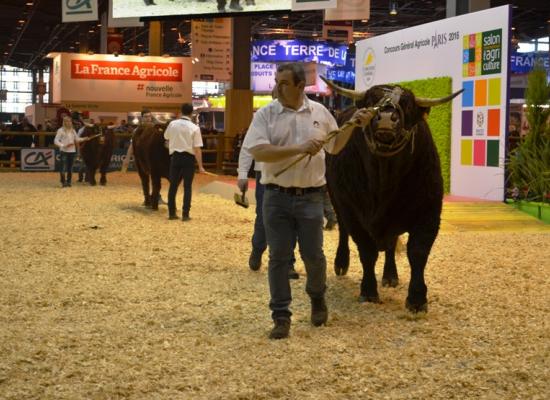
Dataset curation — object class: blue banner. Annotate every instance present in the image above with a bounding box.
[510,52,549,74]
[251,40,348,66]
[326,56,355,85]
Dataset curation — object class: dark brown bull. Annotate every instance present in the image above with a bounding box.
[79,125,115,186]
[132,123,170,210]
[322,77,462,313]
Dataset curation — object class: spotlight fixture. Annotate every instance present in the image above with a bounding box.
[87,50,94,55]
[389,0,398,16]
[113,51,119,57]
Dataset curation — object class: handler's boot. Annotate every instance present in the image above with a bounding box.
[269,318,290,340]
[311,297,328,326]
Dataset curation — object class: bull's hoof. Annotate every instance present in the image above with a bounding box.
[382,277,399,287]
[151,206,159,211]
[99,181,106,186]
[358,294,381,303]
[334,264,349,276]
[405,298,428,313]
[89,182,97,186]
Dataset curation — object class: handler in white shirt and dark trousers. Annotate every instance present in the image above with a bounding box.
[164,103,206,221]
[243,62,374,339]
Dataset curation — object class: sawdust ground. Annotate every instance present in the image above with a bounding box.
[0,172,549,400]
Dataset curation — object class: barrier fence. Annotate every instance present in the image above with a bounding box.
[0,131,240,174]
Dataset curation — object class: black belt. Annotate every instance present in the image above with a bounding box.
[265,184,325,196]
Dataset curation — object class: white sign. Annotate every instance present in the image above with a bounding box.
[292,0,336,11]
[20,148,56,171]
[325,0,370,22]
[62,0,98,23]
[191,19,233,82]
[355,6,509,201]
[50,53,192,109]
[251,62,277,93]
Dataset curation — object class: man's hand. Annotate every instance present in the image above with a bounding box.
[299,138,324,156]
[237,179,248,193]
[352,107,377,129]
[198,167,206,174]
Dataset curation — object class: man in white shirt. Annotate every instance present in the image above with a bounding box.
[243,63,374,339]
[164,103,206,221]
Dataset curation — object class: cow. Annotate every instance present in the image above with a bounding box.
[321,77,462,313]
[79,125,116,186]
[132,123,170,210]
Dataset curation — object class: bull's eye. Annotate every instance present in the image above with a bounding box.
[391,113,399,122]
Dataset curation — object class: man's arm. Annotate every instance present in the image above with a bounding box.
[325,108,376,155]
[237,146,254,192]
[249,139,324,162]
[193,147,206,173]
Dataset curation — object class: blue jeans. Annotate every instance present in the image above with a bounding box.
[59,152,75,184]
[263,189,326,320]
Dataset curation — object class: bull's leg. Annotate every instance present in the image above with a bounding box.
[405,222,439,313]
[99,164,108,185]
[382,237,399,287]
[151,175,161,210]
[87,166,97,186]
[334,223,350,276]
[354,233,380,303]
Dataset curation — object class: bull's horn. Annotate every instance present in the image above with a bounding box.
[320,76,364,101]
[415,89,465,108]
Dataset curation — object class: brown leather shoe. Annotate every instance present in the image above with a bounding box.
[269,318,290,339]
[311,297,328,326]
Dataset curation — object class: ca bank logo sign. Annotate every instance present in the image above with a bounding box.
[21,149,55,171]
[62,0,97,23]
[362,48,376,88]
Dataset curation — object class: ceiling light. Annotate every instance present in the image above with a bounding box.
[88,30,94,33]
[171,27,177,31]
[511,27,516,30]
[26,2,33,5]
[389,0,398,16]
[18,19,25,24]
[8,43,13,46]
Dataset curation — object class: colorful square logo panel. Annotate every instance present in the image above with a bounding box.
[462,29,502,77]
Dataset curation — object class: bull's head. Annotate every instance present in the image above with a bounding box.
[321,77,463,157]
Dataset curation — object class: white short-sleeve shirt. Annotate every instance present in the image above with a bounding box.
[164,117,203,155]
[242,96,338,188]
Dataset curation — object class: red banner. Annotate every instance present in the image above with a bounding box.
[71,60,182,81]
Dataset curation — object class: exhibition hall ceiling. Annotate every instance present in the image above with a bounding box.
[1,0,549,70]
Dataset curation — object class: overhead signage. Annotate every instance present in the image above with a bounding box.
[107,0,143,28]
[191,19,233,82]
[70,60,182,81]
[112,0,290,18]
[50,53,192,109]
[354,5,510,201]
[62,0,98,23]
[326,56,355,84]
[510,52,549,74]
[325,0,370,22]
[292,0,336,11]
[251,40,348,66]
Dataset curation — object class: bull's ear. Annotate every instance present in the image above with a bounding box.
[320,76,364,101]
[415,88,464,108]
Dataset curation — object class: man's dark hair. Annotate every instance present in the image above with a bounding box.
[277,63,306,85]
[141,108,151,117]
[181,103,194,116]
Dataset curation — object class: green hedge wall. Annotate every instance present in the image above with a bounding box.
[397,77,453,193]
